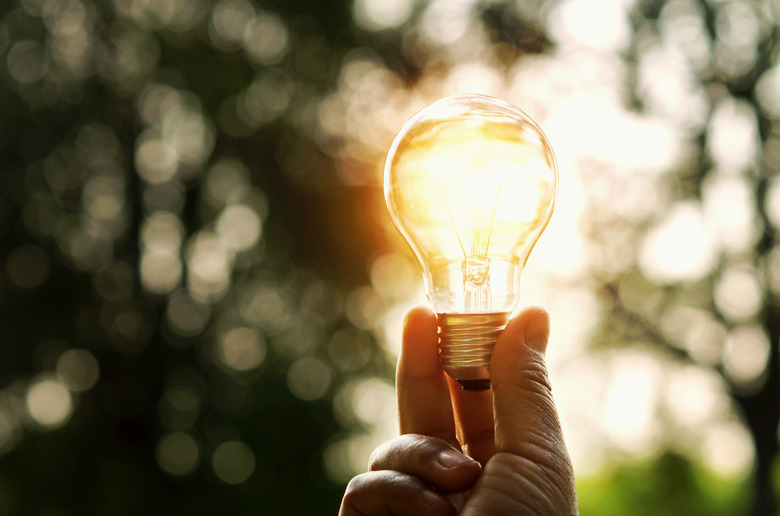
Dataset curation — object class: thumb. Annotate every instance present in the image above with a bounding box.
[490,307,566,457]
[465,310,578,515]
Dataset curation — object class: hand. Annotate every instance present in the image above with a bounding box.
[339,306,578,515]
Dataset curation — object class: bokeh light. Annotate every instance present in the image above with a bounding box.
[287,357,331,401]
[211,441,255,484]
[353,0,413,31]
[25,375,72,428]
[55,349,99,392]
[0,0,778,513]
[157,431,200,476]
[5,245,50,289]
[218,327,266,372]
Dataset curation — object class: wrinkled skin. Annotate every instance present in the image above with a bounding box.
[339,306,578,516]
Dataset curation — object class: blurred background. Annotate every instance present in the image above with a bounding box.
[0,0,778,514]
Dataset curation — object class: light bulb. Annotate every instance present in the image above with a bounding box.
[384,94,557,391]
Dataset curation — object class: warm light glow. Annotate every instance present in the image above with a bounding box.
[369,253,416,300]
[385,95,557,314]
[699,421,754,478]
[2,0,770,495]
[713,2,760,79]
[665,366,727,429]
[325,377,399,483]
[755,65,780,117]
[548,0,631,53]
[714,265,763,322]
[766,177,780,230]
[639,201,719,283]
[702,174,758,253]
[661,304,726,366]
[345,286,393,332]
[723,325,770,388]
[706,97,759,172]
[351,377,395,426]
[601,352,661,455]
[353,0,413,31]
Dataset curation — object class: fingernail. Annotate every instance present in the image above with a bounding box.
[421,489,446,509]
[437,449,474,469]
[524,309,550,354]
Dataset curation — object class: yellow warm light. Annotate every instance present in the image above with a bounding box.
[386,95,557,314]
[385,94,557,389]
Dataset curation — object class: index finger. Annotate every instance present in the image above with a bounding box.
[396,306,458,446]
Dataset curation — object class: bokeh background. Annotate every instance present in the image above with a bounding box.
[0,0,778,514]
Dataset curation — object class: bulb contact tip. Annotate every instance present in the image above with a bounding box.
[456,379,492,391]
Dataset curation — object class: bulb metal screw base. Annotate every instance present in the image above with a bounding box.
[437,312,510,391]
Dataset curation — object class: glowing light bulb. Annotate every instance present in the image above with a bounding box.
[384,94,557,391]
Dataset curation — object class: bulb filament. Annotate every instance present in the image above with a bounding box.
[439,189,467,260]
[439,187,503,312]
[484,187,501,256]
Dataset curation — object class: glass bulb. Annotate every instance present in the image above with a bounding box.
[384,94,557,390]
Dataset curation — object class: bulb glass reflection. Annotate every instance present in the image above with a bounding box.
[384,94,557,390]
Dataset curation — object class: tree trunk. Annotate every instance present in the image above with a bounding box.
[736,293,780,515]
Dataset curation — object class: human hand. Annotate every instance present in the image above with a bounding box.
[339,306,578,515]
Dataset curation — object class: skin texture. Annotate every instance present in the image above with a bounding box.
[339,306,578,516]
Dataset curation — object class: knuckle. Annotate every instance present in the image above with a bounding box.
[368,441,392,471]
[342,473,369,505]
[369,434,453,473]
[345,472,370,493]
[519,355,553,393]
[407,434,453,460]
[484,452,575,514]
[493,354,553,396]
[340,473,377,516]
[368,434,424,471]
[523,366,553,396]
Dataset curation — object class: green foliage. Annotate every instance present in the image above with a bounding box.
[578,453,751,516]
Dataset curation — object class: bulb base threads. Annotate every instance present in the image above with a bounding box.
[437,312,510,391]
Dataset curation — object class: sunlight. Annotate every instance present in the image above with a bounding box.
[353,0,413,31]
[639,201,719,283]
[601,352,662,455]
[548,0,631,53]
